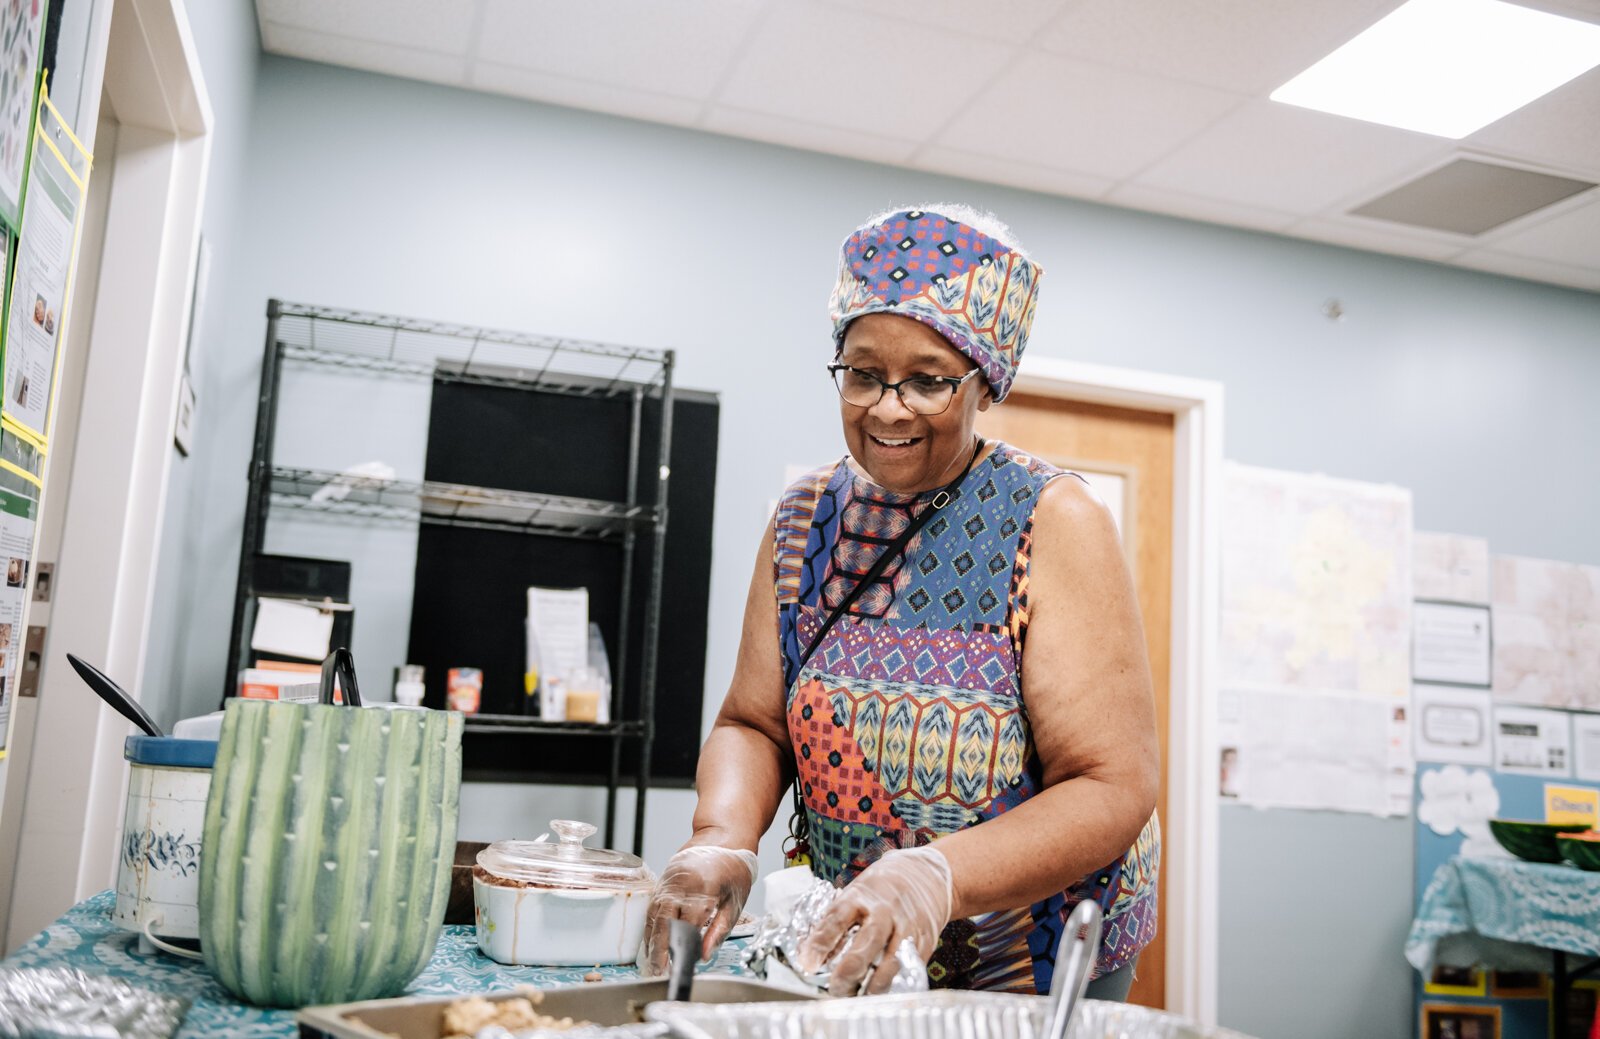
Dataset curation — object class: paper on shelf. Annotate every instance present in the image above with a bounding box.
[527,586,589,681]
[250,598,334,661]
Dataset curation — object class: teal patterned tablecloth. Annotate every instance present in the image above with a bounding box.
[1406,856,1600,974]
[1,891,750,1038]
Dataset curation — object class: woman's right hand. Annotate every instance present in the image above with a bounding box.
[641,845,759,976]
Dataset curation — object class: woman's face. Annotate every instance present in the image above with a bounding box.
[837,313,991,494]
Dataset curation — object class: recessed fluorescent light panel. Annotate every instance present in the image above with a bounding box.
[1271,0,1600,139]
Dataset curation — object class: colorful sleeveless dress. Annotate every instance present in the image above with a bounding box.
[772,441,1160,993]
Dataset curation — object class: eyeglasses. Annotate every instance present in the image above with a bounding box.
[827,363,981,416]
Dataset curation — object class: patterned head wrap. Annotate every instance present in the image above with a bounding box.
[828,206,1043,402]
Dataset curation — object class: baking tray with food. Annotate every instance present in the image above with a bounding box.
[297,975,819,1039]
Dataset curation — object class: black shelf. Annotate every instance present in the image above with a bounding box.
[227,299,675,855]
[461,716,647,736]
[267,466,657,540]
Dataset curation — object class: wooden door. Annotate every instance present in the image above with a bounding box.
[978,394,1174,1009]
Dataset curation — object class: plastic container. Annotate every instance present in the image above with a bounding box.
[446,667,481,713]
[394,664,425,708]
[472,819,655,966]
[114,735,218,941]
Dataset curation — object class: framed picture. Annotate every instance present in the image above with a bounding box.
[1425,965,1487,997]
[1489,970,1547,999]
[1421,1002,1500,1039]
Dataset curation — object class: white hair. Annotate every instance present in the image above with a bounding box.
[856,202,1030,258]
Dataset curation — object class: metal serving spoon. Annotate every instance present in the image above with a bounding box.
[66,653,162,737]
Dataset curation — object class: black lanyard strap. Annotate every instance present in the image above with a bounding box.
[795,437,985,677]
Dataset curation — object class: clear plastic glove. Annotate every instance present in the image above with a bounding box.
[794,845,953,996]
[640,845,759,976]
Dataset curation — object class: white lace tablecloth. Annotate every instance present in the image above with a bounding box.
[1406,856,1600,974]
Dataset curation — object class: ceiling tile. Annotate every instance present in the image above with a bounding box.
[260,22,468,86]
[256,0,478,55]
[1477,194,1600,267]
[1287,216,1468,260]
[475,0,766,101]
[1104,183,1299,233]
[718,4,1012,139]
[1451,250,1600,292]
[913,145,1116,199]
[470,63,703,126]
[1133,100,1450,214]
[935,53,1243,181]
[702,107,920,166]
[1467,66,1600,180]
[810,0,1065,42]
[1036,0,1401,94]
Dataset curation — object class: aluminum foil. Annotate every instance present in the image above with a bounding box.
[645,991,1261,1039]
[740,878,927,996]
[0,967,188,1039]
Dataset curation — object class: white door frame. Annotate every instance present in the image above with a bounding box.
[0,0,210,951]
[1010,357,1223,1027]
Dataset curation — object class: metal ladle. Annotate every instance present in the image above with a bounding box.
[1046,899,1105,1039]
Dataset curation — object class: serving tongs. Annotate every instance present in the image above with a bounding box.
[666,918,701,1002]
[319,647,364,706]
[1046,899,1104,1039]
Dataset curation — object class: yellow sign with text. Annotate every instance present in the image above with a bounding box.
[1544,785,1600,827]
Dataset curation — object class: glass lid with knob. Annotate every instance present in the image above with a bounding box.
[476,819,654,891]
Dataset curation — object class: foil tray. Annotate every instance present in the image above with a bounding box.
[0,966,188,1039]
[646,991,1259,1039]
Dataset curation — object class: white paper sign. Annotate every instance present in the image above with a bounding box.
[1414,684,1493,766]
[527,586,589,680]
[1413,601,1491,686]
[250,598,334,661]
[1573,714,1600,783]
[1493,705,1572,777]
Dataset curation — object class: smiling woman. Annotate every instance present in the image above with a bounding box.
[643,205,1162,1002]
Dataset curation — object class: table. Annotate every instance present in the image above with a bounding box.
[1407,856,1600,1039]
[1,892,749,1038]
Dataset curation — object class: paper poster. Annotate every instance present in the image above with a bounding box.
[1491,555,1600,710]
[1413,601,1491,686]
[0,0,45,231]
[1222,464,1412,699]
[0,482,37,750]
[1414,684,1493,767]
[1492,705,1571,777]
[1413,531,1490,605]
[1543,784,1599,827]
[1574,714,1600,782]
[1218,686,1412,816]
[2,112,81,437]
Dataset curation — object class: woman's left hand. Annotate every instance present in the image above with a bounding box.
[794,846,953,996]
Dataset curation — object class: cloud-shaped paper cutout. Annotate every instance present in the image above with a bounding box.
[1418,765,1505,857]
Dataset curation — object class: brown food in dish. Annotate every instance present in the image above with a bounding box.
[440,994,582,1037]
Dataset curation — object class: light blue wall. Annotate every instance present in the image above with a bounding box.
[139,0,260,726]
[144,49,1600,1039]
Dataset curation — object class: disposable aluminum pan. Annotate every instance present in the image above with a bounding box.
[645,991,1259,1039]
[0,966,188,1039]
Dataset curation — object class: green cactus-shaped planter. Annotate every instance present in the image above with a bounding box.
[198,699,462,1007]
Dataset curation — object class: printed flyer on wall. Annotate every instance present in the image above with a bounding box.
[2,110,80,438]
[0,482,37,752]
[0,0,47,232]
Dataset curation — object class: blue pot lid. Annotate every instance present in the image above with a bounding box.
[124,735,217,769]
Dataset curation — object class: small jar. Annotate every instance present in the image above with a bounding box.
[472,820,655,966]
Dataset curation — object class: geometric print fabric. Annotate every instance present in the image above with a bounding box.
[772,441,1159,992]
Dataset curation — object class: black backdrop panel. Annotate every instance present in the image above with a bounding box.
[407,379,719,784]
